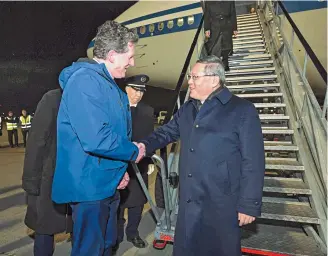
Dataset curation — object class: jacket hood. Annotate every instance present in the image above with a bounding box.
[59,58,112,89]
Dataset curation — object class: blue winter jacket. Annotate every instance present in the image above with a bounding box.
[52,59,138,203]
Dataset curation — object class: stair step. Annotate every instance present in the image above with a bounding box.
[234,48,267,54]
[262,126,289,130]
[260,201,319,224]
[238,28,261,34]
[236,92,282,98]
[254,103,286,108]
[229,60,273,69]
[238,20,259,26]
[226,67,275,76]
[259,114,289,120]
[264,145,298,151]
[237,32,262,38]
[230,53,271,60]
[241,228,325,256]
[266,159,305,171]
[264,141,293,145]
[227,74,277,82]
[227,83,279,90]
[233,35,262,41]
[237,13,257,19]
[234,39,264,45]
[234,43,265,50]
[264,177,311,194]
[238,23,261,28]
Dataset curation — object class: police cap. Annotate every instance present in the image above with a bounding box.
[125,75,149,92]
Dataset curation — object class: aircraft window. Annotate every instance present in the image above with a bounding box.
[167,20,174,29]
[149,24,155,33]
[140,26,146,34]
[158,22,164,31]
[188,16,194,25]
[177,18,184,27]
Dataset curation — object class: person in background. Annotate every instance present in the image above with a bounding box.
[5,110,19,148]
[51,20,144,255]
[136,55,265,256]
[114,75,154,252]
[22,89,73,256]
[20,109,33,147]
[204,0,238,71]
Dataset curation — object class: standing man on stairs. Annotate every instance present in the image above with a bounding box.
[204,0,238,71]
[114,75,154,252]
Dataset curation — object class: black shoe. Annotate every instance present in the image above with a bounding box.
[225,66,230,72]
[127,236,146,248]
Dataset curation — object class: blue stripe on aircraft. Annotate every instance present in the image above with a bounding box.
[281,0,327,13]
[121,2,201,26]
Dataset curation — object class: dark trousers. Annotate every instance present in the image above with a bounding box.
[21,129,29,147]
[117,205,143,243]
[222,49,231,71]
[34,233,54,256]
[70,191,120,256]
[7,129,18,147]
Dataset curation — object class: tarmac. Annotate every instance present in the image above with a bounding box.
[0,128,173,256]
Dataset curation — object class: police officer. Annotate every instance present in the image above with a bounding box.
[20,109,32,147]
[114,75,154,251]
[204,0,238,71]
[5,111,19,148]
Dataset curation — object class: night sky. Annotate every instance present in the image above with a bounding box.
[0,1,135,115]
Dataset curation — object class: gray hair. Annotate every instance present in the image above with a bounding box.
[196,55,226,85]
[93,20,139,59]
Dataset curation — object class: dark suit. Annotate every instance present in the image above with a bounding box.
[204,1,237,69]
[22,89,72,255]
[117,101,154,241]
[141,87,265,256]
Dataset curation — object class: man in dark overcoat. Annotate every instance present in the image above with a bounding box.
[204,0,238,71]
[22,89,72,256]
[137,55,265,256]
[115,75,154,249]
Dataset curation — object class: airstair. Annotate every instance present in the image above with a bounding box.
[144,2,327,256]
[224,4,327,256]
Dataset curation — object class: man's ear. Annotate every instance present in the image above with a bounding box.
[106,50,116,63]
[213,76,220,88]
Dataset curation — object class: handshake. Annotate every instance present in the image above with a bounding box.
[133,142,146,163]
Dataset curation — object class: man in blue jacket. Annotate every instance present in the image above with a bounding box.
[52,20,144,255]
[137,55,265,256]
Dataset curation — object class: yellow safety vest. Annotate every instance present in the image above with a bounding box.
[20,115,32,129]
[6,117,18,131]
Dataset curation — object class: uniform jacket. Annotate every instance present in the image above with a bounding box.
[120,102,154,208]
[22,89,72,235]
[52,58,139,203]
[204,1,237,54]
[141,86,265,256]
[5,116,19,130]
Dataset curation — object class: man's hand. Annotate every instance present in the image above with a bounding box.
[133,142,146,163]
[147,164,155,175]
[233,30,238,38]
[117,172,129,190]
[238,213,255,226]
[205,30,211,38]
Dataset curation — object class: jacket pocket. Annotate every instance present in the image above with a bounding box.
[98,157,126,171]
[215,160,231,195]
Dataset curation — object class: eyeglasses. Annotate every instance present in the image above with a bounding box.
[186,73,217,81]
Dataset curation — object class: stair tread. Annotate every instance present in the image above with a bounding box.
[234,44,265,49]
[229,60,273,67]
[226,74,277,82]
[236,92,282,97]
[226,67,275,75]
[259,114,289,120]
[264,144,298,150]
[260,201,319,224]
[230,53,271,59]
[233,35,262,41]
[241,228,325,256]
[264,177,311,194]
[227,83,279,89]
[254,103,286,108]
[234,39,264,45]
